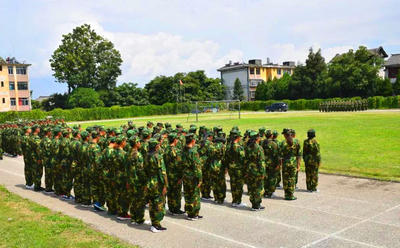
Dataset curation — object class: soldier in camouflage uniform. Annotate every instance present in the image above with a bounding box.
[245,131,266,210]
[280,128,301,200]
[51,127,63,195]
[209,134,227,204]
[199,131,213,200]
[145,138,168,232]
[164,133,185,215]
[40,128,54,193]
[79,131,92,206]
[113,136,130,220]
[31,125,44,191]
[262,130,280,198]
[226,130,246,208]
[70,130,82,202]
[88,131,106,211]
[21,126,34,189]
[60,129,73,200]
[126,136,147,224]
[181,133,203,220]
[102,136,118,215]
[303,129,321,192]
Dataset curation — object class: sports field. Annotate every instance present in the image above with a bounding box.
[76,110,400,182]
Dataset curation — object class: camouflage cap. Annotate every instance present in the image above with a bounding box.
[147,121,154,126]
[176,123,183,128]
[115,135,126,145]
[165,122,171,128]
[207,131,214,137]
[230,130,241,137]
[282,128,290,135]
[153,133,161,141]
[185,133,195,143]
[266,129,272,136]
[148,138,159,149]
[126,129,135,138]
[249,131,259,139]
[272,130,279,136]
[189,126,197,133]
[115,128,123,135]
[190,124,197,129]
[109,136,116,143]
[259,127,266,133]
[62,129,70,136]
[157,122,164,128]
[182,128,188,133]
[142,129,151,137]
[290,129,296,135]
[91,131,99,139]
[98,126,106,132]
[81,131,89,139]
[86,127,94,133]
[129,136,141,146]
[23,126,31,132]
[72,129,80,137]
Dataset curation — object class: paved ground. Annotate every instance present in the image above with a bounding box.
[1,156,400,248]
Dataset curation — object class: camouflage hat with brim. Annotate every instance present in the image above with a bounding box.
[249,131,259,139]
[182,128,188,133]
[116,135,126,145]
[86,127,94,133]
[230,130,241,137]
[98,126,106,131]
[189,127,197,133]
[72,129,80,137]
[126,130,135,138]
[266,130,272,136]
[115,128,123,136]
[157,122,164,128]
[81,131,89,139]
[91,131,99,139]
[148,138,159,149]
[282,128,290,135]
[185,133,195,143]
[165,122,171,128]
[272,130,279,136]
[176,124,183,128]
[147,121,154,126]
[53,127,62,135]
[142,129,151,137]
[290,129,296,135]
[129,136,141,146]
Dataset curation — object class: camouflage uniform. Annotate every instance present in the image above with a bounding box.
[102,140,118,214]
[127,142,147,223]
[226,139,245,204]
[164,135,183,213]
[21,130,34,186]
[245,135,266,209]
[30,131,43,191]
[87,137,105,207]
[181,134,202,218]
[262,136,280,197]
[79,135,92,205]
[199,135,212,198]
[280,133,301,200]
[51,132,62,195]
[145,139,167,227]
[69,134,82,202]
[303,130,321,192]
[59,132,72,196]
[40,132,54,192]
[114,143,128,216]
[209,138,226,204]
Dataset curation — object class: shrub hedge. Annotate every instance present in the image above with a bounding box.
[0,95,398,123]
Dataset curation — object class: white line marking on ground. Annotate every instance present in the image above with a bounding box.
[301,203,400,248]
[165,219,259,248]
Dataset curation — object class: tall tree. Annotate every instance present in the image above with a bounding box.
[50,24,122,93]
[327,46,383,97]
[66,88,104,108]
[233,78,244,101]
[99,83,149,106]
[289,48,327,99]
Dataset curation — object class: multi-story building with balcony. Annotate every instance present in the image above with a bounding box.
[218,59,295,101]
[0,57,31,112]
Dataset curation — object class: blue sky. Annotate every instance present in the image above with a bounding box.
[1,0,399,98]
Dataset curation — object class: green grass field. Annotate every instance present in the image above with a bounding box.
[77,111,400,181]
[0,185,136,248]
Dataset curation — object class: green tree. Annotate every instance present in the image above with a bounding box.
[50,24,122,92]
[41,93,69,111]
[327,46,383,97]
[66,88,104,108]
[31,100,41,110]
[289,48,327,99]
[376,78,393,96]
[233,78,244,101]
[99,83,149,106]
[393,72,400,95]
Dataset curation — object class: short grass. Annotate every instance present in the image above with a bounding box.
[0,185,136,248]
[77,111,400,182]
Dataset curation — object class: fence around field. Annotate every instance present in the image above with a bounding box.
[0,95,399,123]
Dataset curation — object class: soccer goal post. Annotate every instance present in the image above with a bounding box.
[186,100,241,122]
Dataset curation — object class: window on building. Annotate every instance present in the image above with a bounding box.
[10,98,16,106]
[250,91,256,98]
[2,98,5,104]
[16,67,27,75]
[9,82,15,90]
[256,68,260,75]
[19,98,29,106]
[277,68,281,75]
[17,82,28,90]
[8,66,13,74]
[1,81,3,87]
[249,68,255,74]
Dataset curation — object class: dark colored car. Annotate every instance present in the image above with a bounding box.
[265,102,288,112]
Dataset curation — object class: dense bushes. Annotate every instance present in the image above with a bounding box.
[240,95,400,111]
[0,96,399,123]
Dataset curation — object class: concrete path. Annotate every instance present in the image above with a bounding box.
[1,156,400,248]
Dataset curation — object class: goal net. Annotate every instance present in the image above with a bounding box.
[185,100,241,122]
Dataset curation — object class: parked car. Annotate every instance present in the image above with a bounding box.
[265,102,288,112]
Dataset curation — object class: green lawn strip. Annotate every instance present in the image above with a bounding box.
[0,185,137,248]
[75,111,400,182]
